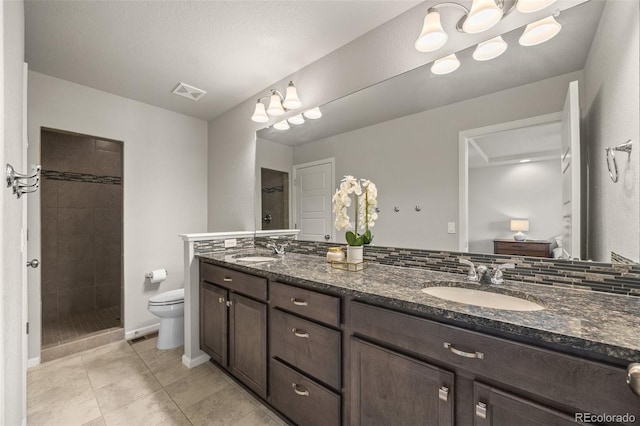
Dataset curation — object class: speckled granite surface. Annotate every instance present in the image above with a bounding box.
[198,250,640,364]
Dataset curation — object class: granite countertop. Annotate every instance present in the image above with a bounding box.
[197,249,640,364]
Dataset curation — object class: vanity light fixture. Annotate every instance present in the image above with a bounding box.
[273,120,290,130]
[519,15,562,46]
[303,107,322,119]
[251,81,301,123]
[472,36,508,61]
[415,10,448,52]
[431,53,461,75]
[463,0,504,33]
[288,114,305,125]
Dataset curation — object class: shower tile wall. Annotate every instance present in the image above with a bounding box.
[41,129,123,329]
[261,168,289,230]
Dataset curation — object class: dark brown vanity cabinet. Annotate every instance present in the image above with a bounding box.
[350,301,640,426]
[351,338,454,426]
[199,262,267,399]
[268,281,342,426]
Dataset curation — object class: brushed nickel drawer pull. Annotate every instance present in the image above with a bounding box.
[223,277,233,282]
[292,328,309,338]
[292,383,309,396]
[444,342,484,359]
[218,297,224,304]
[627,363,640,397]
[290,298,308,306]
[438,386,449,402]
[476,402,487,419]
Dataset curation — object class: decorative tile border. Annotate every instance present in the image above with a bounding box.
[194,237,255,255]
[42,170,121,185]
[264,238,640,297]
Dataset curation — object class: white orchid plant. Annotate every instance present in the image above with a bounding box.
[332,175,378,246]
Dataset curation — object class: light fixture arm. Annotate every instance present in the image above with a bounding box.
[428,0,515,33]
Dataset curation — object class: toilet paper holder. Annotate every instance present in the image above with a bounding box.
[145,269,168,279]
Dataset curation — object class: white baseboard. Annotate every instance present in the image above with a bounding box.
[27,357,41,369]
[182,352,210,369]
[124,323,159,340]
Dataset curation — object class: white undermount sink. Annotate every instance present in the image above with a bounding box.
[421,286,544,311]
[234,256,277,262]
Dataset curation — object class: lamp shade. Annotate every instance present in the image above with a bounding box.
[510,219,530,232]
[516,0,557,13]
[267,92,285,116]
[251,102,269,123]
[283,81,302,109]
[431,54,460,75]
[288,114,305,125]
[473,36,508,61]
[303,107,322,119]
[519,15,562,46]
[273,120,290,130]
[415,10,448,52]
[463,0,503,33]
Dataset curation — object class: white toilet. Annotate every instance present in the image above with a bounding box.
[148,288,185,350]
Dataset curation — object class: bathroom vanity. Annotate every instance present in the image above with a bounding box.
[197,251,640,425]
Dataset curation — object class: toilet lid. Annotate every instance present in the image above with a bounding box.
[149,288,184,305]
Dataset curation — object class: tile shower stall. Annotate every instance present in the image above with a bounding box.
[40,128,123,348]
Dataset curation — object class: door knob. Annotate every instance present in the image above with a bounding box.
[26,259,40,268]
[324,234,330,240]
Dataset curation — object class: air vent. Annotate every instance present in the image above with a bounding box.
[172,82,206,101]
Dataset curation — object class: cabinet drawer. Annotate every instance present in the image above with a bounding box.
[270,308,341,389]
[269,358,340,426]
[351,301,640,419]
[270,281,340,327]
[200,262,267,301]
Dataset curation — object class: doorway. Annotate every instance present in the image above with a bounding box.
[292,158,335,242]
[260,168,289,230]
[39,128,123,351]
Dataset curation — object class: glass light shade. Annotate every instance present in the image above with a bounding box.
[273,120,290,130]
[473,36,508,61]
[519,15,561,46]
[415,11,448,53]
[463,0,504,33]
[516,0,557,13]
[283,82,302,109]
[288,114,305,125]
[303,107,322,119]
[431,54,460,75]
[267,93,285,116]
[251,102,269,123]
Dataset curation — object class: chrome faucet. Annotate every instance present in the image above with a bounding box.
[266,242,287,255]
[459,259,515,285]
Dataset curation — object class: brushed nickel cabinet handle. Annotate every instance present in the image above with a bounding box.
[292,383,309,396]
[444,342,484,359]
[290,298,308,306]
[476,402,487,419]
[223,277,232,282]
[218,297,225,304]
[438,386,449,402]
[291,328,309,338]
[627,363,640,397]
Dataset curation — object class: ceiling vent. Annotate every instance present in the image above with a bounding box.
[172,82,206,101]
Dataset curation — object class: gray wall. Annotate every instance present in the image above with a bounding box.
[583,0,640,262]
[469,160,562,254]
[1,0,26,423]
[292,71,581,250]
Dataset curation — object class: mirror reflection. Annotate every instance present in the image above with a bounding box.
[255,0,639,264]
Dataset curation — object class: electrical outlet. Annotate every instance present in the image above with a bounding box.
[224,238,237,248]
[447,222,456,234]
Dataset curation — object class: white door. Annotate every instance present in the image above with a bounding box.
[560,80,581,259]
[293,159,334,242]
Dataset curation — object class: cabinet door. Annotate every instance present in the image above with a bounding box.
[229,292,267,399]
[473,382,587,426]
[351,338,454,426]
[200,282,227,365]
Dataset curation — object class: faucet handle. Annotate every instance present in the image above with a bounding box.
[491,263,515,284]
[459,259,478,281]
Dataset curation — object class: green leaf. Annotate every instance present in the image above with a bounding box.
[362,230,373,245]
[346,231,364,246]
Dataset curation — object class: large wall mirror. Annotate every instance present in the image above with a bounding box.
[255,0,639,264]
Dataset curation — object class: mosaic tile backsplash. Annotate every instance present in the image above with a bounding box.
[194,237,255,254]
[254,237,640,297]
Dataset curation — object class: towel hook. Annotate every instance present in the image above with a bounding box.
[5,163,41,199]
[606,140,632,183]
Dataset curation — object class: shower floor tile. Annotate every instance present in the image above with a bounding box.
[42,305,121,348]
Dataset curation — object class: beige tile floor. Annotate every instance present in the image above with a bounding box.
[27,337,287,426]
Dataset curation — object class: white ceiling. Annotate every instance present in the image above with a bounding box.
[24,0,420,121]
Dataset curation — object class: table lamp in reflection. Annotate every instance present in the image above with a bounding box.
[510,219,530,241]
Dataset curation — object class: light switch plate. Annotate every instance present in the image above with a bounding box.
[224,238,237,248]
[447,222,456,234]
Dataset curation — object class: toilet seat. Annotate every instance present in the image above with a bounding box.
[149,288,184,306]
